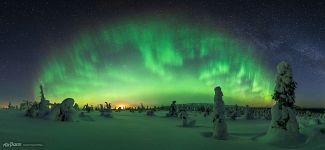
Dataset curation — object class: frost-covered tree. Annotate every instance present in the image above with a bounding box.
[265,61,304,145]
[73,103,80,111]
[38,85,50,117]
[213,86,228,140]
[105,102,112,112]
[100,102,113,118]
[179,109,196,127]
[46,98,77,121]
[203,105,211,117]
[167,101,177,117]
[272,62,297,107]
[40,85,46,101]
[25,101,39,118]
[83,104,91,113]
[20,100,31,110]
[230,104,238,120]
[270,62,299,130]
[8,102,14,109]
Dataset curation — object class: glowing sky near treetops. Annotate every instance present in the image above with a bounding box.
[35,17,274,106]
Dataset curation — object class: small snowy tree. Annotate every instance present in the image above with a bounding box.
[73,103,80,111]
[8,102,13,109]
[213,86,228,140]
[25,101,39,118]
[100,102,113,118]
[179,109,196,127]
[166,101,177,117]
[230,104,238,120]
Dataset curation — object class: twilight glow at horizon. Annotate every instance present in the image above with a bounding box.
[35,17,274,106]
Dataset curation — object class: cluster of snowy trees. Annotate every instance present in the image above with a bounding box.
[99,102,113,118]
[211,61,308,143]
[25,85,78,122]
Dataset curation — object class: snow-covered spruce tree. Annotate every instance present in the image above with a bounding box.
[166,101,178,117]
[38,85,50,118]
[73,103,79,111]
[179,109,188,127]
[179,109,196,127]
[8,102,14,109]
[272,62,297,108]
[213,86,228,140]
[105,102,112,112]
[265,61,305,145]
[230,104,238,120]
[100,102,113,118]
[25,101,39,118]
[25,85,50,118]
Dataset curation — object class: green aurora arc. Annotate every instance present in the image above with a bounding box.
[35,17,274,106]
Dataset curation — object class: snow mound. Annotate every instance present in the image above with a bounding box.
[257,129,306,147]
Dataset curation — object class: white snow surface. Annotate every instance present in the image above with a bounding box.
[0,110,324,150]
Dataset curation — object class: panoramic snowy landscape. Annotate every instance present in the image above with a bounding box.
[1,1,325,150]
[0,107,324,150]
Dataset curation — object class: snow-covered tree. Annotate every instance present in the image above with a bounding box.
[40,85,46,101]
[100,102,113,118]
[105,102,112,112]
[270,62,299,131]
[25,101,39,118]
[265,61,304,146]
[213,86,228,140]
[166,101,177,117]
[272,62,297,107]
[230,104,239,120]
[38,85,50,117]
[179,109,195,127]
[8,102,14,109]
[73,103,80,111]
[45,98,77,121]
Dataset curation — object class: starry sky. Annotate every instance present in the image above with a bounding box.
[0,0,324,107]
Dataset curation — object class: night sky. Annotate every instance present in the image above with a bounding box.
[1,0,325,107]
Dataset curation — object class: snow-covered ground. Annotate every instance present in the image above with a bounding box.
[0,110,324,150]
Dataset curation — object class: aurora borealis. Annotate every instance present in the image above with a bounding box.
[35,17,273,106]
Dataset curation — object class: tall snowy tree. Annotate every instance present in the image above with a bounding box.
[40,85,46,102]
[265,61,304,146]
[213,86,228,140]
[38,84,50,117]
[272,62,297,107]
